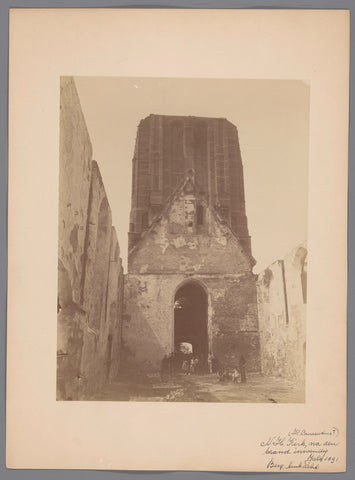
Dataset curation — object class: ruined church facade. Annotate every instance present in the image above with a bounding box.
[57,81,306,400]
[122,115,261,372]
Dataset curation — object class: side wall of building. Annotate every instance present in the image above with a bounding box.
[57,77,124,400]
[123,271,260,373]
[257,244,307,384]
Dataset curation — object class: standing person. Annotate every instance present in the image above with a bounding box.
[161,355,168,377]
[168,352,174,376]
[212,355,219,374]
[194,356,199,374]
[231,367,240,383]
[207,353,213,374]
[190,357,196,373]
[199,354,204,374]
[239,354,247,383]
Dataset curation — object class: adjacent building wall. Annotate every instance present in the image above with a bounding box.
[57,77,124,400]
[257,243,307,385]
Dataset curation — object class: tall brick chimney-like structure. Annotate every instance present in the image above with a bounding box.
[128,114,252,258]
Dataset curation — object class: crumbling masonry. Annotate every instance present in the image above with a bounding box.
[57,81,306,399]
[123,115,261,373]
[57,78,124,400]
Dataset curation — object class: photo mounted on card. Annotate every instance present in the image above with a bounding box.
[58,76,308,404]
[7,8,349,472]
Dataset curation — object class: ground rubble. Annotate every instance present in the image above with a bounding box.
[89,372,305,403]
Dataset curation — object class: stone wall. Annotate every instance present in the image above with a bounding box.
[57,77,124,400]
[129,114,251,256]
[257,243,307,384]
[128,185,253,275]
[123,173,260,373]
[123,272,260,373]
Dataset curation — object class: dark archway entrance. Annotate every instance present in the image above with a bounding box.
[174,282,208,368]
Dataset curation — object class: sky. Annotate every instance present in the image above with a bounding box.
[74,77,309,273]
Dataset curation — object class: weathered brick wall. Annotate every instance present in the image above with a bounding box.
[77,174,123,396]
[128,185,253,275]
[58,77,92,306]
[123,272,260,373]
[57,77,124,400]
[257,244,307,384]
[129,114,251,256]
[123,176,260,373]
[105,229,124,381]
[123,274,178,372]
[205,274,260,372]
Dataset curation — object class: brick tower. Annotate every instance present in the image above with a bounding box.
[123,114,260,373]
[128,114,252,260]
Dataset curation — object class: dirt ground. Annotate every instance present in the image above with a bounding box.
[89,372,305,403]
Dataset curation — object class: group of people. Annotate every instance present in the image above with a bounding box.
[218,354,247,383]
[181,356,204,375]
[161,352,210,376]
[161,351,247,383]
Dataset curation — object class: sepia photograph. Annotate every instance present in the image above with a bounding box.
[57,76,309,403]
[6,8,348,471]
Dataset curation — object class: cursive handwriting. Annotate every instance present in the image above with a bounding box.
[260,427,340,471]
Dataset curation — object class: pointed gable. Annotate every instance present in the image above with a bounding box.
[128,170,255,275]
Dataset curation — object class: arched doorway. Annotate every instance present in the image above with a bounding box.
[174,282,208,370]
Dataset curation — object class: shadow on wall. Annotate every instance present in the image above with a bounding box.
[57,259,85,400]
[120,306,167,375]
[57,77,124,400]
[257,243,307,385]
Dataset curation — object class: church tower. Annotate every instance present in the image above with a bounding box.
[128,114,252,260]
[123,114,260,374]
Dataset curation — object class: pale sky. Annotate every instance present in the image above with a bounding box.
[74,77,309,273]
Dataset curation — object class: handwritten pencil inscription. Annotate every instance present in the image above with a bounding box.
[260,427,340,471]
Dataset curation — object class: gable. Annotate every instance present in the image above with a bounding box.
[128,183,254,275]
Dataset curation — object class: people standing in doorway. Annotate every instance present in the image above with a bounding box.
[239,354,247,383]
[161,354,169,378]
[211,355,220,374]
[167,352,175,376]
[231,367,240,383]
[207,353,213,373]
[189,357,195,374]
[182,358,189,375]
[194,356,200,374]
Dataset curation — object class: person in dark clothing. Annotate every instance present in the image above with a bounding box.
[167,353,174,375]
[239,354,247,383]
[211,356,220,374]
[161,355,169,378]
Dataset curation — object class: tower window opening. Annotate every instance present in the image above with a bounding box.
[152,153,160,190]
[141,212,149,230]
[171,121,184,163]
[153,175,159,190]
[197,205,204,225]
